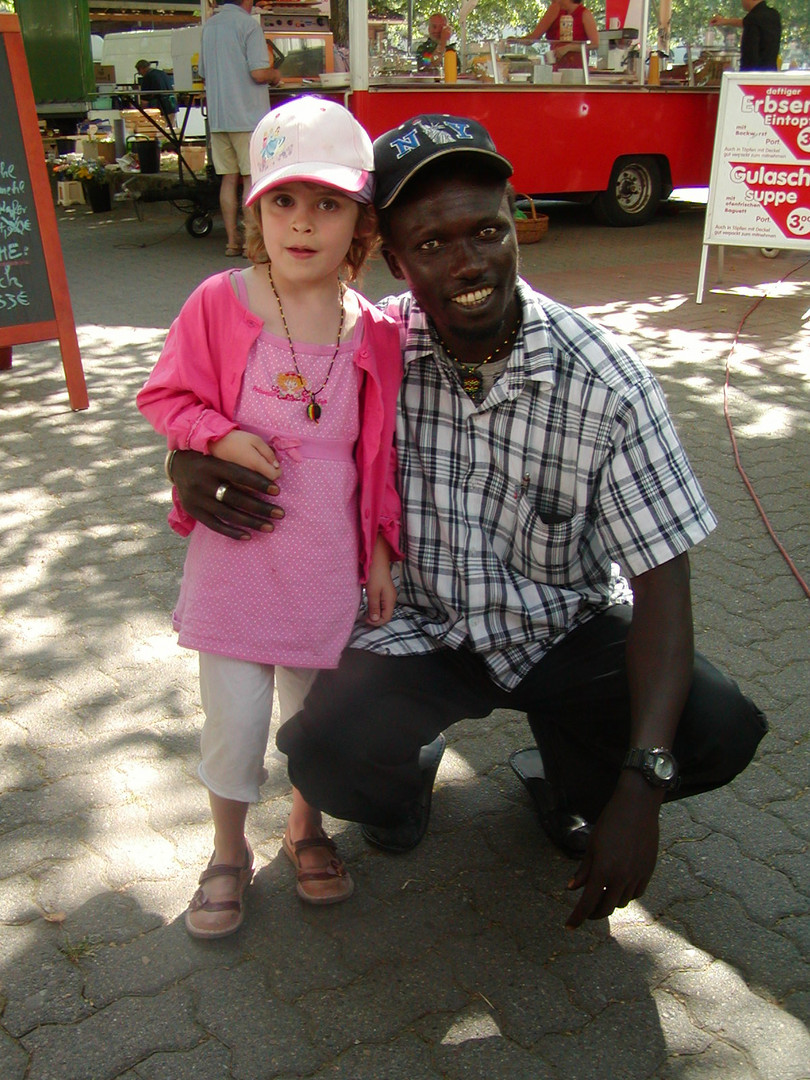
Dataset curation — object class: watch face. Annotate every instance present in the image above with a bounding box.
[652,752,676,781]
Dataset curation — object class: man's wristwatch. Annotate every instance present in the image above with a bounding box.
[622,747,680,791]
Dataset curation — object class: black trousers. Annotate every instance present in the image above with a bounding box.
[276,606,767,826]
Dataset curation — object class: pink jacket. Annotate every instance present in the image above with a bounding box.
[137,270,403,580]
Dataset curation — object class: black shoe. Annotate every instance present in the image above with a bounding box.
[509,747,591,860]
[361,734,446,853]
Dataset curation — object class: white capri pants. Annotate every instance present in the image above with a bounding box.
[198,651,318,804]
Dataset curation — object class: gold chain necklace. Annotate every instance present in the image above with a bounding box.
[439,317,520,368]
[268,266,345,423]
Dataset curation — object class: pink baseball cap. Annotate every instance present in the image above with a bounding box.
[245,97,374,208]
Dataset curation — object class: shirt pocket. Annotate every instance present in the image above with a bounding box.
[509,494,587,583]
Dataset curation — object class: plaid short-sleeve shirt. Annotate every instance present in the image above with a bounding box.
[351,279,716,689]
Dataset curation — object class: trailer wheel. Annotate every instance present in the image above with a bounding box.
[186,212,213,238]
[593,157,663,227]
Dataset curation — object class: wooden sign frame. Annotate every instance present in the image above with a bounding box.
[0,13,88,410]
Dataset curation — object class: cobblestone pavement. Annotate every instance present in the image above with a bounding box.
[1,195,808,1080]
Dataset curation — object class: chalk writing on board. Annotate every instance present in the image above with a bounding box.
[0,30,54,330]
[0,161,33,311]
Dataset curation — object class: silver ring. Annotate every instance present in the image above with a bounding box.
[215,483,228,503]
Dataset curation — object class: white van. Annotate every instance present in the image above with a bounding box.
[99,26,205,137]
[101,26,203,90]
[101,28,175,85]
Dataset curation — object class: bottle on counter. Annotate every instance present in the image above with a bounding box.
[443,46,458,82]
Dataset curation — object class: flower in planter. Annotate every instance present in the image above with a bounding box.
[49,155,114,184]
[75,159,113,184]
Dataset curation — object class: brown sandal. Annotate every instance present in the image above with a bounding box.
[282,830,354,905]
[184,843,254,939]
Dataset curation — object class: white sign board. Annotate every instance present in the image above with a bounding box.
[696,70,810,302]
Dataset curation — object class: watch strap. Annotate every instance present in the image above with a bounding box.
[622,747,649,770]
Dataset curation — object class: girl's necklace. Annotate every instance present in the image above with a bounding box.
[268,266,345,423]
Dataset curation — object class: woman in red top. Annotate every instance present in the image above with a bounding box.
[515,0,599,70]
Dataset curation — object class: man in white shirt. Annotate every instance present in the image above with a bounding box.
[199,0,281,255]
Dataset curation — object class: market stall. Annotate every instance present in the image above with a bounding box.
[232,0,727,224]
[331,0,727,224]
[38,0,731,228]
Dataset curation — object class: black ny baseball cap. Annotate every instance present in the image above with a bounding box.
[373,114,513,210]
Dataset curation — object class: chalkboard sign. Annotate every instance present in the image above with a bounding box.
[0,14,87,410]
[0,35,55,327]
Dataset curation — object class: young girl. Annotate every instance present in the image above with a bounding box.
[137,97,403,938]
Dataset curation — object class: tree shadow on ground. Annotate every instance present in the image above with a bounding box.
[0,203,808,1079]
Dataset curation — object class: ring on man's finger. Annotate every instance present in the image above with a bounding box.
[215,483,228,503]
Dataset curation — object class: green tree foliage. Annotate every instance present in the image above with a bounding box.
[665,0,808,50]
[404,0,807,54]
[411,0,574,41]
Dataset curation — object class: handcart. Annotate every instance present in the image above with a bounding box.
[113,88,221,238]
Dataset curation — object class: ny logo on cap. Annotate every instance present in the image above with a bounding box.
[389,119,474,160]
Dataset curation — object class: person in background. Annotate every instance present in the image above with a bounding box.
[414,13,457,73]
[199,0,282,257]
[137,97,403,937]
[710,0,781,71]
[512,0,599,70]
[135,59,177,123]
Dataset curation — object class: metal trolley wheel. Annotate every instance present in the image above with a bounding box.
[185,211,214,238]
[593,156,663,227]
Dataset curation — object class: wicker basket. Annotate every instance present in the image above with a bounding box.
[514,195,549,244]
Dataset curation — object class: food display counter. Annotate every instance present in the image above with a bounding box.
[321,0,724,226]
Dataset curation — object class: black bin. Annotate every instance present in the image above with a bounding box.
[134,139,161,174]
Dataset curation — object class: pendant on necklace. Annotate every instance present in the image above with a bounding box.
[267,266,344,427]
[460,370,482,402]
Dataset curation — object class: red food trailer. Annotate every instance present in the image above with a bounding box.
[351,84,719,225]
[336,0,721,226]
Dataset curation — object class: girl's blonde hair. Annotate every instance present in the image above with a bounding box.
[243,198,379,282]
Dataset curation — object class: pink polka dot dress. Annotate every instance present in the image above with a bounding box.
[172,283,362,669]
